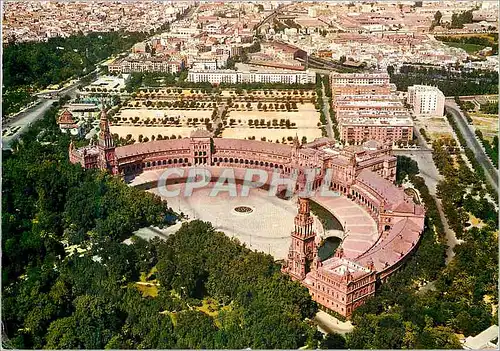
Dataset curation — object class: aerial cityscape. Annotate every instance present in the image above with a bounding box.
[2,0,498,349]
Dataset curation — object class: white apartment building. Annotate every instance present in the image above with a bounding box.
[187,70,239,84]
[330,72,391,86]
[192,60,218,70]
[407,85,445,117]
[187,68,316,85]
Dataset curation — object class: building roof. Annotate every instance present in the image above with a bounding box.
[321,256,372,280]
[463,325,499,350]
[190,129,212,138]
[116,139,190,159]
[215,138,293,156]
[58,109,75,124]
[357,168,406,210]
[357,215,424,271]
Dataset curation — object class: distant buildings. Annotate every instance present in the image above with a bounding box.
[330,72,414,145]
[407,85,445,117]
[2,1,189,43]
[330,72,391,86]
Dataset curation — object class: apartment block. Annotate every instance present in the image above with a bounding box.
[330,72,414,145]
[407,85,445,117]
[187,67,316,85]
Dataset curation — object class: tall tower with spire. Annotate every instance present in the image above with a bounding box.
[283,197,317,280]
[98,103,118,174]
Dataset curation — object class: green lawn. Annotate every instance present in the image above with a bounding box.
[443,42,486,53]
[135,266,159,297]
[135,283,159,297]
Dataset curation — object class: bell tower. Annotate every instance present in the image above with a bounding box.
[283,197,317,280]
[98,104,118,174]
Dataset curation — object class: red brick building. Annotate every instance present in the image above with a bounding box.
[70,124,424,318]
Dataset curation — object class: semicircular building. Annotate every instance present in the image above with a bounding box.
[69,107,425,318]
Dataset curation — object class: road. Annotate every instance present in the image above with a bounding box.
[2,78,85,150]
[412,120,432,150]
[320,78,334,139]
[2,98,58,150]
[255,5,283,34]
[392,149,459,264]
[445,100,499,192]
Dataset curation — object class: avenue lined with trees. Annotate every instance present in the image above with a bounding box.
[387,64,498,96]
[3,31,147,117]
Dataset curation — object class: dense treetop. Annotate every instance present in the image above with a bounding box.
[388,64,498,96]
[2,31,147,117]
[349,153,498,349]
[3,31,146,90]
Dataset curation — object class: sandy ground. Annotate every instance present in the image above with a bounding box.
[110,102,322,142]
[110,125,194,140]
[223,103,321,142]
[470,113,498,142]
[228,103,319,127]
[116,108,212,120]
[414,116,456,142]
[314,311,354,335]
[148,184,315,260]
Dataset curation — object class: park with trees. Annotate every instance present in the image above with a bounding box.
[387,64,498,97]
[3,31,147,118]
[1,97,333,349]
[347,150,497,348]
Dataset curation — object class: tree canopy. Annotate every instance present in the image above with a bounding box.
[2,97,320,349]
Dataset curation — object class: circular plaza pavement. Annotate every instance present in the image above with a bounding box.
[149,183,325,260]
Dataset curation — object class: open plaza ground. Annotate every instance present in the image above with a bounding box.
[224,103,321,142]
[110,99,322,143]
[149,184,302,260]
[222,127,321,143]
[115,108,211,121]
[110,125,194,140]
[227,103,318,128]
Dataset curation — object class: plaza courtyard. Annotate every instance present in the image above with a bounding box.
[148,183,325,260]
[129,168,377,262]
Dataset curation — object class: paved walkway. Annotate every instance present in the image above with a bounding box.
[311,195,379,259]
[129,170,378,261]
[445,100,498,192]
[149,184,304,259]
[314,311,354,335]
[392,149,458,264]
[320,78,335,140]
[2,99,57,149]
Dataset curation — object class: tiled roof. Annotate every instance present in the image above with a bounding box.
[356,216,423,271]
[214,138,293,156]
[357,168,406,210]
[116,139,190,159]
[58,109,75,124]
